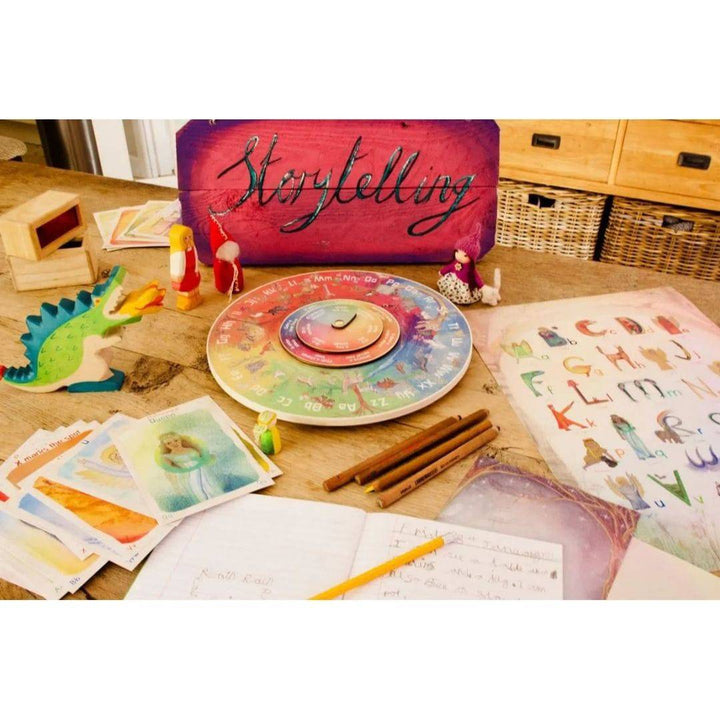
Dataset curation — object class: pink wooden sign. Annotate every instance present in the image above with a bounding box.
[176,120,498,265]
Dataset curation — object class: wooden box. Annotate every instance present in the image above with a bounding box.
[0,190,86,261]
[176,120,499,265]
[7,238,97,291]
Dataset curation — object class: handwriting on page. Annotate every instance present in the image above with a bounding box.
[127,495,368,600]
[355,518,563,600]
[189,568,275,600]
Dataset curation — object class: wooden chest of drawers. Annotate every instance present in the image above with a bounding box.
[497,119,720,212]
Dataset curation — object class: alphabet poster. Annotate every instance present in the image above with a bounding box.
[469,287,720,573]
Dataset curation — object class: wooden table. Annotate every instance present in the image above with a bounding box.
[1,162,719,600]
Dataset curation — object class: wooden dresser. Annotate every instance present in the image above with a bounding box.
[498,120,720,212]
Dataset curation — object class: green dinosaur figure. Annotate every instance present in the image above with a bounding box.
[1,266,165,393]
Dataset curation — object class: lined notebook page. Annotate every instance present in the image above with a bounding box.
[126,495,366,599]
[346,515,563,600]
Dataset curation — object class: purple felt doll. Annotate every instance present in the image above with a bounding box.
[438,227,502,306]
[438,229,485,305]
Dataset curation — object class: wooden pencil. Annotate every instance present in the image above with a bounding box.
[354,408,490,485]
[309,533,458,600]
[376,426,499,508]
[365,417,493,493]
[322,415,460,491]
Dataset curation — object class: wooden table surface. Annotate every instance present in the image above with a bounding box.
[1,162,719,600]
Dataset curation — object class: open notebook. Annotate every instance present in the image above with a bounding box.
[126,495,563,600]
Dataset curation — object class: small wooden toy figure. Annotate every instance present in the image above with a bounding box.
[209,215,244,297]
[253,410,281,455]
[0,266,164,393]
[437,226,501,306]
[168,224,202,311]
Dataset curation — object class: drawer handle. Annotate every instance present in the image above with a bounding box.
[527,193,556,209]
[662,215,695,232]
[532,133,561,150]
[677,152,711,170]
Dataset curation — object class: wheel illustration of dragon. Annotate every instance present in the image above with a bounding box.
[0,266,165,393]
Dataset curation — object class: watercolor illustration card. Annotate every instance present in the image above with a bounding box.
[93,207,125,247]
[9,487,175,570]
[226,422,282,479]
[95,207,162,251]
[6,421,98,492]
[50,414,153,515]
[93,207,121,241]
[5,418,177,567]
[0,505,105,598]
[105,206,166,250]
[17,476,172,565]
[122,200,179,242]
[112,397,275,523]
[438,457,638,599]
[468,286,720,575]
[10,493,90,559]
[0,429,52,497]
[0,545,63,600]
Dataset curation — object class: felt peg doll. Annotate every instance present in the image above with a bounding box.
[209,214,244,297]
[437,225,501,306]
[168,224,202,311]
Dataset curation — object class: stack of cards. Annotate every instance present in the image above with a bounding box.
[94,200,181,251]
[0,397,279,599]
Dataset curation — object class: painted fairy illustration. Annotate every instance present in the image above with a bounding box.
[156,432,216,501]
[611,414,654,460]
[605,474,651,510]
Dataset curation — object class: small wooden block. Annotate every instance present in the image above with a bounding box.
[7,239,97,291]
[0,190,86,261]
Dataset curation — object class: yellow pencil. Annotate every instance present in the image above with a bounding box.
[309,532,457,600]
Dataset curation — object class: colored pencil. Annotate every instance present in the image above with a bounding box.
[309,532,458,600]
[322,415,459,491]
[365,417,493,493]
[354,408,489,485]
[376,426,499,508]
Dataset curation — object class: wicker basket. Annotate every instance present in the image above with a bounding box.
[496,179,607,260]
[600,198,720,281]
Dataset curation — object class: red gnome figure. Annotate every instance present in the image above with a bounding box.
[209,215,244,297]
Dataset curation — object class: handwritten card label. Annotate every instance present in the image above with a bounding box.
[127,495,563,600]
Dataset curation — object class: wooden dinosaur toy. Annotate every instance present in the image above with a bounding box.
[0,266,165,393]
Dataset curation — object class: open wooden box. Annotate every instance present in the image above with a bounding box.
[0,190,86,261]
[0,190,97,291]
